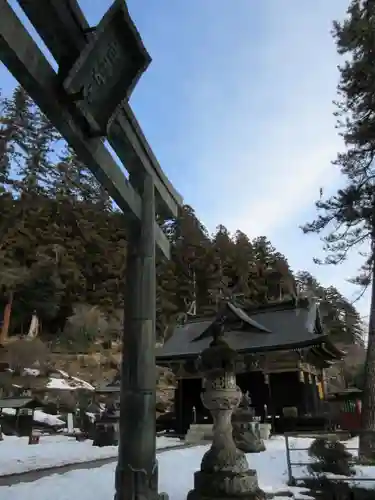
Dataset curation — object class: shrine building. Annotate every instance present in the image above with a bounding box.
[155,298,344,435]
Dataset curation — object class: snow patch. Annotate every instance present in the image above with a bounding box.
[46,371,94,391]
[1,408,64,426]
[22,368,40,377]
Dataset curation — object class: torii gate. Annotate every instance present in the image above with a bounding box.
[0,1,183,499]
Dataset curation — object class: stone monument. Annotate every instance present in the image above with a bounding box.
[232,392,265,453]
[187,319,265,500]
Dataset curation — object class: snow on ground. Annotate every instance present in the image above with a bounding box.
[0,437,308,500]
[0,434,182,476]
[2,436,375,500]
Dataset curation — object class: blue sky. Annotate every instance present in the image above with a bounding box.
[1,1,370,319]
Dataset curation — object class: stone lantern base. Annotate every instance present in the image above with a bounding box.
[187,468,265,500]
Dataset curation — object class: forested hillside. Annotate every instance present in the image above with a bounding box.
[0,86,365,353]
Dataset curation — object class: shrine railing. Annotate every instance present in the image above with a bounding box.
[284,430,375,487]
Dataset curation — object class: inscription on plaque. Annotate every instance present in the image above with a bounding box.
[85,38,121,104]
[63,0,151,135]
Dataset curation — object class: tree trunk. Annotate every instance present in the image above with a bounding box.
[0,291,13,344]
[27,313,39,338]
[359,254,375,458]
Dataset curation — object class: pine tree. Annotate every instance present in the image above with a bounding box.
[323,286,364,344]
[195,245,222,316]
[232,230,255,300]
[295,271,324,297]
[168,205,211,318]
[1,86,58,195]
[250,237,287,303]
[302,0,375,457]
[0,86,34,191]
[17,108,58,195]
[212,225,237,292]
[156,259,178,340]
[0,90,15,190]
[54,146,111,209]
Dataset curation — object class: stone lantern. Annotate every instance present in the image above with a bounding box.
[187,319,265,500]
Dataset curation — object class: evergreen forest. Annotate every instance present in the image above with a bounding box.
[0,86,364,351]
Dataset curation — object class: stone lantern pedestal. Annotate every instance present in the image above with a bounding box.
[187,323,265,500]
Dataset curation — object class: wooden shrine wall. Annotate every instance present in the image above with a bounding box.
[163,348,326,380]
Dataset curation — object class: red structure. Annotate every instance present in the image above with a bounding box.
[327,388,362,432]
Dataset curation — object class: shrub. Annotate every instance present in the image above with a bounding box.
[58,305,108,352]
[4,338,51,372]
[308,437,354,477]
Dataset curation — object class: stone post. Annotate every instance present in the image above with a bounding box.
[187,321,265,500]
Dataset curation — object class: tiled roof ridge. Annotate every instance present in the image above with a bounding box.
[245,297,310,315]
[178,316,215,325]
[173,298,308,325]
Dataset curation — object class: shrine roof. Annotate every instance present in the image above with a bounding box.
[0,396,44,409]
[156,298,344,362]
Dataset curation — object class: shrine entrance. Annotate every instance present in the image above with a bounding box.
[175,378,211,435]
[236,371,269,419]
